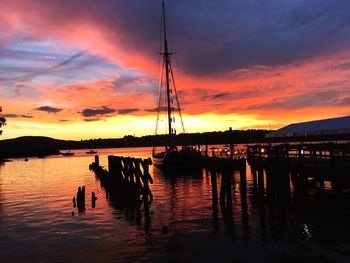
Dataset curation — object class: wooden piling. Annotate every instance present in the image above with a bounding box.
[257,167,264,195]
[251,167,258,192]
[239,164,246,193]
[210,168,218,208]
[76,186,85,212]
[92,192,97,208]
[264,165,275,200]
[220,168,232,208]
[141,158,153,204]
[89,155,153,208]
[229,127,234,159]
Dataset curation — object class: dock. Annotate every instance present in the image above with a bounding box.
[247,143,350,193]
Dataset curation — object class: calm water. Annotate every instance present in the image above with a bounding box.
[0,147,350,262]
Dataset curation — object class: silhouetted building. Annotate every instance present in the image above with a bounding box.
[266,116,350,141]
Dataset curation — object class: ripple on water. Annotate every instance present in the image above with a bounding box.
[0,147,350,262]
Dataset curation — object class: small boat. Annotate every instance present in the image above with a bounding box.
[61,151,74,156]
[152,1,202,168]
[86,150,97,154]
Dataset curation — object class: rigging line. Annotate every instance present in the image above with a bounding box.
[160,56,167,135]
[154,9,163,133]
[155,45,162,106]
[155,58,165,136]
[162,0,170,52]
[164,58,167,135]
[155,6,163,106]
[162,0,173,143]
[169,62,185,134]
[154,55,163,135]
[159,4,163,54]
[154,3,166,138]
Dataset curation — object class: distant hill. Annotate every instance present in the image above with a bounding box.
[0,136,64,158]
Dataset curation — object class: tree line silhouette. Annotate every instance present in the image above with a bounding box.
[0,129,270,159]
[0,107,5,136]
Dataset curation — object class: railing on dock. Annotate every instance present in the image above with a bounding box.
[246,143,350,193]
[207,147,246,159]
[247,143,350,162]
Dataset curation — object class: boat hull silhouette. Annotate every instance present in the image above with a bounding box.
[152,149,202,167]
[61,151,74,156]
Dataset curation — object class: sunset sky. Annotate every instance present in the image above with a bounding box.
[1,0,349,140]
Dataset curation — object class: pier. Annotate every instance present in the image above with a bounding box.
[88,140,350,213]
[247,143,350,193]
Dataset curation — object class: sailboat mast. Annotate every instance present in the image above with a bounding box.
[162,0,173,146]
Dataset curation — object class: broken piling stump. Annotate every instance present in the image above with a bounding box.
[89,155,153,208]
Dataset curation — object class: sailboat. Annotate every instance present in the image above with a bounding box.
[61,150,74,156]
[61,140,74,156]
[152,1,202,167]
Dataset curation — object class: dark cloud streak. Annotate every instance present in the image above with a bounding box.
[0,50,86,84]
[3,113,34,118]
[3,114,18,118]
[18,51,85,82]
[118,108,139,115]
[21,114,34,118]
[209,93,230,100]
[81,106,116,117]
[34,106,62,113]
[84,118,102,122]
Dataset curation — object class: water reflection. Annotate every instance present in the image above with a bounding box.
[0,148,349,262]
[93,172,153,233]
[240,174,249,239]
[208,168,219,231]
